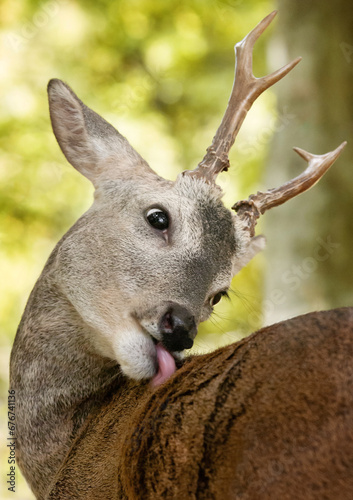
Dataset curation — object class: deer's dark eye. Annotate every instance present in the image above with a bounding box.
[146,208,169,230]
[210,291,229,307]
[210,293,223,306]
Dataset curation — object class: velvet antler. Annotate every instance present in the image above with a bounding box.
[233,142,347,236]
[183,11,346,235]
[184,11,301,183]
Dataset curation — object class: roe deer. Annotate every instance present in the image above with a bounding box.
[10,11,352,500]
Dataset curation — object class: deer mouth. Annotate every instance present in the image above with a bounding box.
[148,334,178,387]
[136,308,193,387]
[151,342,177,388]
[137,326,177,387]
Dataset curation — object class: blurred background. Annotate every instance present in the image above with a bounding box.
[0,0,352,497]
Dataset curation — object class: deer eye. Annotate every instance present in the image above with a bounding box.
[210,291,229,307]
[146,208,169,230]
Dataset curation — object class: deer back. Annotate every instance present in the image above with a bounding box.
[47,308,353,500]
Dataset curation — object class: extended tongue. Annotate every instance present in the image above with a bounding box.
[151,343,176,388]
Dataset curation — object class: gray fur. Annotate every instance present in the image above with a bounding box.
[10,80,263,499]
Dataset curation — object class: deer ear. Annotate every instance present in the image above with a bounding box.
[232,235,266,276]
[47,79,158,186]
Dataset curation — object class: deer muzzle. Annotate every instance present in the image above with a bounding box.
[159,304,197,352]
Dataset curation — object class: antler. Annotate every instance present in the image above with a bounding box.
[183,11,301,182]
[233,141,347,236]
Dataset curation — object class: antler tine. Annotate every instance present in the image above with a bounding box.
[233,141,347,236]
[184,11,301,183]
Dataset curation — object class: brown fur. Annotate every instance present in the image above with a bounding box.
[47,308,353,499]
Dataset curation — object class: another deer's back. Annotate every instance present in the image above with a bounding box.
[47,307,353,500]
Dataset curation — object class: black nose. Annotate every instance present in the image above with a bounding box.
[159,304,197,352]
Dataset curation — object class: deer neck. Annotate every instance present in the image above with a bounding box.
[10,272,135,499]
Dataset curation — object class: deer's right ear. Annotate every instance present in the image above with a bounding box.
[232,235,266,276]
[47,79,158,186]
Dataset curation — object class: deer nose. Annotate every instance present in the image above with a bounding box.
[159,304,196,352]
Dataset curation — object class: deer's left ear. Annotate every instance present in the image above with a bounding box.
[232,235,266,276]
[48,79,159,187]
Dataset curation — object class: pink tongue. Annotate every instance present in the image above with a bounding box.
[151,343,176,388]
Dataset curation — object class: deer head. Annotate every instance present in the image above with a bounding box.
[47,11,345,387]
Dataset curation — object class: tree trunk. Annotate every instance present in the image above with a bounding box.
[263,0,353,324]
